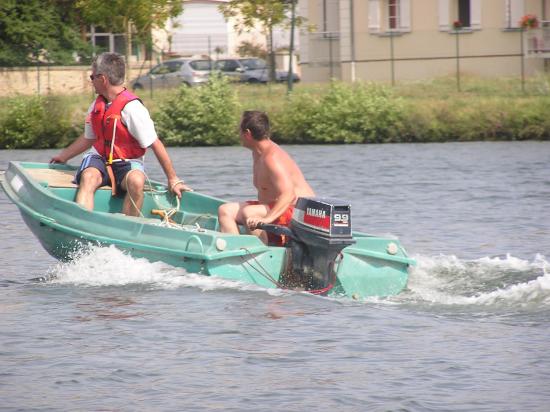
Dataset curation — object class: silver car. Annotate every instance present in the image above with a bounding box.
[214,58,300,83]
[131,58,212,89]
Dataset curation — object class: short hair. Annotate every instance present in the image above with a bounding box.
[240,111,270,141]
[92,52,125,86]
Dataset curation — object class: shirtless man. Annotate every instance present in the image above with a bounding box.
[218,111,315,245]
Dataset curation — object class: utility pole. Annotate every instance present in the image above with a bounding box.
[287,0,296,93]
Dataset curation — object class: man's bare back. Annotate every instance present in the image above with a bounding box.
[218,111,315,243]
[253,141,314,205]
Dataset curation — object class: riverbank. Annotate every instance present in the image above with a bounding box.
[1,75,549,149]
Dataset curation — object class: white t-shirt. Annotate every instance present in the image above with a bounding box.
[84,99,158,162]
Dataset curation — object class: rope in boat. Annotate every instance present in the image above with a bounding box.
[124,169,205,231]
[240,247,285,289]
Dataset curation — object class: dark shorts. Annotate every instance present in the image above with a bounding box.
[74,154,142,195]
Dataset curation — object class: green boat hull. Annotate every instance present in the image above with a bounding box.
[1,161,414,298]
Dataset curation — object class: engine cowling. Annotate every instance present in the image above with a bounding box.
[260,197,355,294]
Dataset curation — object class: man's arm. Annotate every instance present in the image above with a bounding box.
[50,135,94,163]
[150,139,192,198]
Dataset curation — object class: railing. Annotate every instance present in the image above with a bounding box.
[524,25,550,58]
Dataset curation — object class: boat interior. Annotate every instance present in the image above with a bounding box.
[25,166,221,231]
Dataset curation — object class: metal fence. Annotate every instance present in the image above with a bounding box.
[301,26,550,92]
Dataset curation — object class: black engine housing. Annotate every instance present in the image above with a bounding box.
[260,197,355,293]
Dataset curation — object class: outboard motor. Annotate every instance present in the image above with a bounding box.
[260,197,355,294]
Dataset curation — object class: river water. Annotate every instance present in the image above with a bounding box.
[1,142,549,411]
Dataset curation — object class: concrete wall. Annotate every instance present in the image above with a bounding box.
[0,65,150,97]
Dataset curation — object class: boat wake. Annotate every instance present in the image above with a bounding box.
[401,253,550,309]
[47,245,276,294]
[44,245,550,309]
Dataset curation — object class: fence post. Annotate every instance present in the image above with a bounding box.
[36,64,41,95]
[390,31,395,86]
[520,28,525,93]
[455,30,461,92]
[329,33,334,80]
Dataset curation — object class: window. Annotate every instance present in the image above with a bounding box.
[438,0,481,31]
[165,61,183,73]
[216,60,240,72]
[369,0,411,33]
[190,60,212,71]
[239,59,266,70]
[505,0,525,29]
[320,0,339,34]
[458,0,471,28]
[88,26,128,56]
[389,0,400,30]
[150,64,170,75]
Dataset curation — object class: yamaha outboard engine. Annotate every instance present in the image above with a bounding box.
[260,197,355,294]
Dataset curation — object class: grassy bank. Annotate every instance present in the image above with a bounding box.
[1,75,550,149]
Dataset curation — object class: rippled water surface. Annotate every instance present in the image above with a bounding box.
[1,142,549,411]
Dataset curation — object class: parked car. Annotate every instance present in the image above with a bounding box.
[213,58,300,83]
[131,58,212,89]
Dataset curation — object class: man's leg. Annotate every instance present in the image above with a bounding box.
[218,202,270,243]
[74,154,110,211]
[218,202,244,234]
[75,167,103,210]
[121,169,146,216]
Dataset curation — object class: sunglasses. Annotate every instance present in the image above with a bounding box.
[89,73,103,81]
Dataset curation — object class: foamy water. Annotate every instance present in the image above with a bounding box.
[405,253,550,307]
[46,245,550,312]
[49,244,284,294]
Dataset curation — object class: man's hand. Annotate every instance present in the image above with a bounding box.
[169,178,192,199]
[246,216,270,231]
[49,155,66,164]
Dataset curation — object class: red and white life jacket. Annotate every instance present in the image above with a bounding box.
[91,89,146,160]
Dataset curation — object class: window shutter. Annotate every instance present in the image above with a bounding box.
[340,0,351,60]
[509,0,525,28]
[471,0,482,29]
[326,0,340,34]
[369,0,381,33]
[438,0,450,31]
[399,0,411,32]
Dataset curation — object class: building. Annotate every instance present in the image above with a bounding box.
[87,0,297,61]
[299,0,550,83]
[168,0,296,58]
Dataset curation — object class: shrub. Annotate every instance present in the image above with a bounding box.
[273,82,405,144]
[0,95,78,149]
[154,74,242,146]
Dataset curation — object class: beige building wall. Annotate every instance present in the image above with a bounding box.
[300,0,550,83]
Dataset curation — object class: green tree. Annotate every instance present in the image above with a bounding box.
[75,0,183,75]
[0,0,90,66]
[236,40,267,60]
[219,0,303,82]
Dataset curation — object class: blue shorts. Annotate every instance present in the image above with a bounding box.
[74,154,144,195]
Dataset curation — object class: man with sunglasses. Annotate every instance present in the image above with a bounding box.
[50,52,191,216]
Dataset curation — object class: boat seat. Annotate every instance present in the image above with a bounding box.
[27,168,158,191]
[27,168,111,190]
